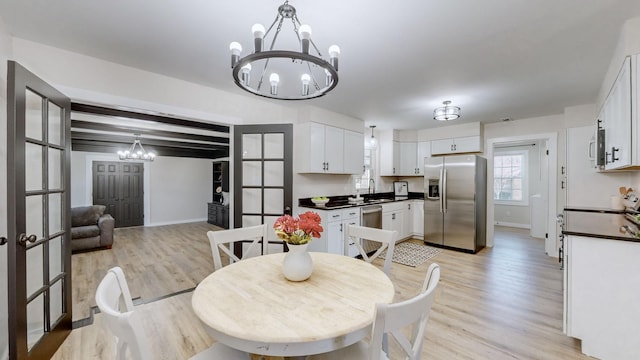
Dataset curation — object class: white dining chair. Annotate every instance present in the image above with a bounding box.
[96,266,250,360]
[207,224,269,271]
[95,266,152,360]
[345,224,398,276]
[308,263,441,360]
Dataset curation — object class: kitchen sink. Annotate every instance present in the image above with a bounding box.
[365,198,393,204]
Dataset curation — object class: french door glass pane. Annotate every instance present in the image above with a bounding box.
[26,294,44,350]
[264,161,284,186]
[48,193,62,235]
[242,134,262,158]
[264,133,284,159]
[48,148,63,190]
[242,189,262,213]
[49,236,63,280]
[26,244,43,296]
[242,161,262,186]
[50,280,64,326]
[48,101,63,146]
[242,216,262,227]
[26,195,44,240]
[25,89,43,141]
[25,143,43,191]
[264,189,284,214]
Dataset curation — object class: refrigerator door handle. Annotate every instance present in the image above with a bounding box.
[439,168,444,213]
[443,168,447,213]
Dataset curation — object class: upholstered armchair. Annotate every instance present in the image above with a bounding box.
[71,205,115,252]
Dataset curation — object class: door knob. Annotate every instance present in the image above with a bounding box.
[18,233,37,245]
[0,236,7,246]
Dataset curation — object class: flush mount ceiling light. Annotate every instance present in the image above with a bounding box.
[117,134,155,162]
[229,0,340,100]
[366,125,378,149]
[433,100,461,121]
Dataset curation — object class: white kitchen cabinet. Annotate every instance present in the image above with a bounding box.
[341,208,361,257]
[431,135,481,155]
[379,130,400,176]
[564,235,640,359]
[399,142,431,176]
[412,200,424,239]
[308,209,342,253]
[382,202,405,241]
[601,56,632,170]
[296,122,364,174]
[403,201,413,239]
[343,129,365,174]
[308,207,360,256]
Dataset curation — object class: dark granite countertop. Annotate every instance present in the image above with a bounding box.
[299,192,424,210]
[563,208,640,242]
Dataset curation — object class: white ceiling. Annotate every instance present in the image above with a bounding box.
[2,0,640,130]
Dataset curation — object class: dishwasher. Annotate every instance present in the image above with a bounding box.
[360,205,383,254]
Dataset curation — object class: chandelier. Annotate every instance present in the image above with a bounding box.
[117,135,155,162]
[229,0,340,100]
[433,101,461,121]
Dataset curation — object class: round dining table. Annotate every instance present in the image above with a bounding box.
[191,252,395,357]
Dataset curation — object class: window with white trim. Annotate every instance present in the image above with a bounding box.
[494,150,528,205]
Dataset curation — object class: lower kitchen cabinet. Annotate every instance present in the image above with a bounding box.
[382,202,405,241]
[565,235,640,359]
[308,208,360,255]
[412,200,424,239]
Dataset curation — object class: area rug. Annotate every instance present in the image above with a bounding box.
[380,242,441,267]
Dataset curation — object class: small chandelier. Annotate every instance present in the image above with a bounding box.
[433,101,461,121]
[229,0,340,100]
[117,135,155,162]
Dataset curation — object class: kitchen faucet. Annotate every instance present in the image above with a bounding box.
[369,178,375,194]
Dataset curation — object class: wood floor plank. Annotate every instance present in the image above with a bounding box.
[56,224,591,359]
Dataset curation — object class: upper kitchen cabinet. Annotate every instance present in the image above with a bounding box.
[601,56,633,170]
[431,135,482,155]
[379,130,400,176]
[296,122,364,174]
[399,141,431,175]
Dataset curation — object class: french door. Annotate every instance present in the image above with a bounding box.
[6,61,72,359]
[92,161,144,228]
[233,124,292,254]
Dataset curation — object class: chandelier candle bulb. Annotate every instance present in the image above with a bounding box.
[298,24,312,54]
[241,63,251,85]
[301,73,311,96]
[229,42,242,67]
[270,73,280,95]
[252,23,265,52]
[328,45,340,71]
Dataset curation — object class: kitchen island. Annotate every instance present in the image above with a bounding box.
[562,208,640,360]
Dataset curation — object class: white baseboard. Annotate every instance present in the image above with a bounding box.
[146,218,207,227]
[494,221,530,229]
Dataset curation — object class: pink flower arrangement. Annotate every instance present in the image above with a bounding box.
[273,211,323,245]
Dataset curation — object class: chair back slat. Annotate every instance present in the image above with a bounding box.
[207,224,268,270]
[345,224,397,275]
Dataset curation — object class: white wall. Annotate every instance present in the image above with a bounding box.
[0,15,11,360]
[71,151,213,226]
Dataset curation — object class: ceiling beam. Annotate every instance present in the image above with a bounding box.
[72,140,229,159]
[71,120,229,144]
[71,102,230,133]
[71,132,225,151]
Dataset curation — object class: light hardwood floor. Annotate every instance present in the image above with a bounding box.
[54,224,590,359]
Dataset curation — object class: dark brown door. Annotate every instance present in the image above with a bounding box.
[92,161,144,228]
[233,124,293,255]
[7,61,72,359]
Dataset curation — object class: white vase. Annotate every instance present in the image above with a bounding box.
[282,243,313,281]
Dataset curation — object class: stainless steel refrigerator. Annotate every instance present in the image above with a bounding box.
[424,154,487,253]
